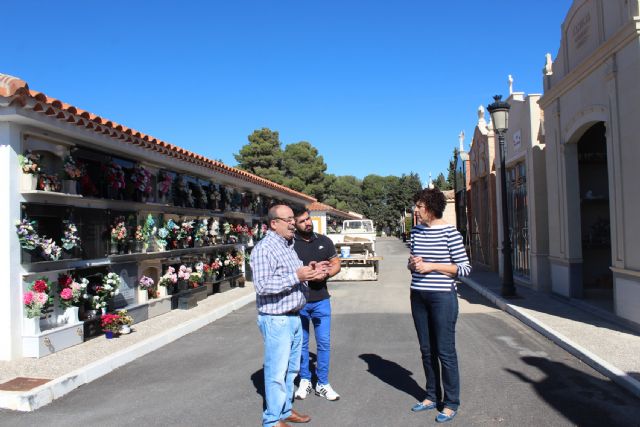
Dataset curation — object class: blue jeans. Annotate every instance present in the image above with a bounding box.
[257,314,303,427]
[299,298,332,385]
[410,289,460,411]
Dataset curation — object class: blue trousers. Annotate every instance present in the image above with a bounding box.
[257,314,302,427]
[410,289,460,411]
[299,298,332,385]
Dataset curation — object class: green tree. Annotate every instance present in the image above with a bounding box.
[281,141,328,200]
[434,172,451,190]
[234,128,285,184]
[324,175,365,214]
[447,148,458,190]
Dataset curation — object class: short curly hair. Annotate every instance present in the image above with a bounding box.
[413,188,446,219]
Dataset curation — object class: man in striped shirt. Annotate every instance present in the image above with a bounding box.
[251,204,323,427]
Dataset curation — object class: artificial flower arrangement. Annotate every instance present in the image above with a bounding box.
[15,218,39,250]
[158,266,177,288]
[130,163,153,196]
[134,225,144,243]
[37,174,62,192]
[23,277,53,318]
[202,263,212,281]
[178,220,194,247]
[110,217,128,244]
[164,219,180,247]
[138,275,154,290]
[39,237,63,261]
[63,155,82,180]
[91,272,121,310]
[210,257,222,279]
[177,265,192,284]
[57,273,83,308]
[105,161,125,190]
[18,150,41,175]
[61,220,81,251]
[156,226,169,250]
[194,218,209,245]
[101,313,121,333]
[141,214,156,247]
[116,309,133,327]
[188,271,203,288]
[158,171,173,197]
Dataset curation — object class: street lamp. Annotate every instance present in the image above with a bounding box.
[487,95,516,297]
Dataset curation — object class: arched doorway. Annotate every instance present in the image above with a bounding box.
[577,122,612,307]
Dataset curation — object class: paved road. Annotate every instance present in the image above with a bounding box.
[2,238,639,426]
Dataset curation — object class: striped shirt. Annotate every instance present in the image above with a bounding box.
[410,224,471,292]
[251,230,308,314]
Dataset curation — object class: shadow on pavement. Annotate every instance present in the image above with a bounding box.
[359,353,424,401]
[250,368,266,410]
[506,356,639,426]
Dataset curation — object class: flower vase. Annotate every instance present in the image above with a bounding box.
[64,306,80,324]
[158,286,168,297]
[63,179,77,194]
[105,331,114,339]
[120,325,131,334]
[135,241,143,253]
[137,287,149,304]
[23,316,41,335]
[110,242,119,255]
[21,174,38,191]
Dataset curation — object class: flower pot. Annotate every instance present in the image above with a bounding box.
[110,243,119,255]
[158,286,169,297]
[64,306,80,324]
[120,325,131,334]
[23,316,41,335]
[63,179,77,194]
[137,287,149,304]
[105,331,115,339]
[21,174,38,191]
[135,241,143,253]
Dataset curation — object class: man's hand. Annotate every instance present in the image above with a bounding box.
[297,265,324,282]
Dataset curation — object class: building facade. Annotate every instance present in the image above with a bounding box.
[539,0,640,325]
[468,106,499,271]
[495,90,550,291]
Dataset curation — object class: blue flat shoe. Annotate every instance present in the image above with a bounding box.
[435,410,457,423]
[411,401,437,412]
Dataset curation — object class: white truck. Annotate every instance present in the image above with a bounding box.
[327,219,381,281]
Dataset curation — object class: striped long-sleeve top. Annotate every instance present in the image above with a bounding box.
[410,224,471,292]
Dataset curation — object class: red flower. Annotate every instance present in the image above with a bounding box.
[58,274,73,288]
[33,280,48,293]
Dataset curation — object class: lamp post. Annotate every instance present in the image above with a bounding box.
[487,95,516,297]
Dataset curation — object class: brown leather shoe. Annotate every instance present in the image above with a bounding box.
[284,409,311,423]
[275,421,292,427]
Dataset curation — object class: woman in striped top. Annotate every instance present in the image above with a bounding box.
[407,188,470,423]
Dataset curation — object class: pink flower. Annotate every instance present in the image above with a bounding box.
[23,291,34,305]
[35,292,48,305]
[60,287,73,300]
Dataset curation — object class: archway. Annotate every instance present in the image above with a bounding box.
[576,122,612,307]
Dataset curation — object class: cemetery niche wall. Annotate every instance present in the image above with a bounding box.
[0,73,315,360]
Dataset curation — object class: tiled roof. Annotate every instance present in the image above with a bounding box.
[0,73,315,202]
[307,201,360,219]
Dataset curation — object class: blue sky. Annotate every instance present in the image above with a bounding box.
[2,1,572,183]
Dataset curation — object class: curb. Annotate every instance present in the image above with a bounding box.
[0,292,255,412]
[460,277,640,400]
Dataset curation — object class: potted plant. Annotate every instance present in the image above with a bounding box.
[15,218,40,260]
[57,273,83,324]
[101,313,121,339]
[62,155,82,194]
[39,237,63,261]
[177,265,192,292]
[105,161,125,199]
[92,272,121,314]
[18,150,41,190]
[116,309,134,334]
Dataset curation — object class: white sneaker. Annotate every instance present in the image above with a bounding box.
[295,379,312,400]
[315,383,340,401]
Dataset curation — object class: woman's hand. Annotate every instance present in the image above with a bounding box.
[408,255,422,272]
[414,261,435,274]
